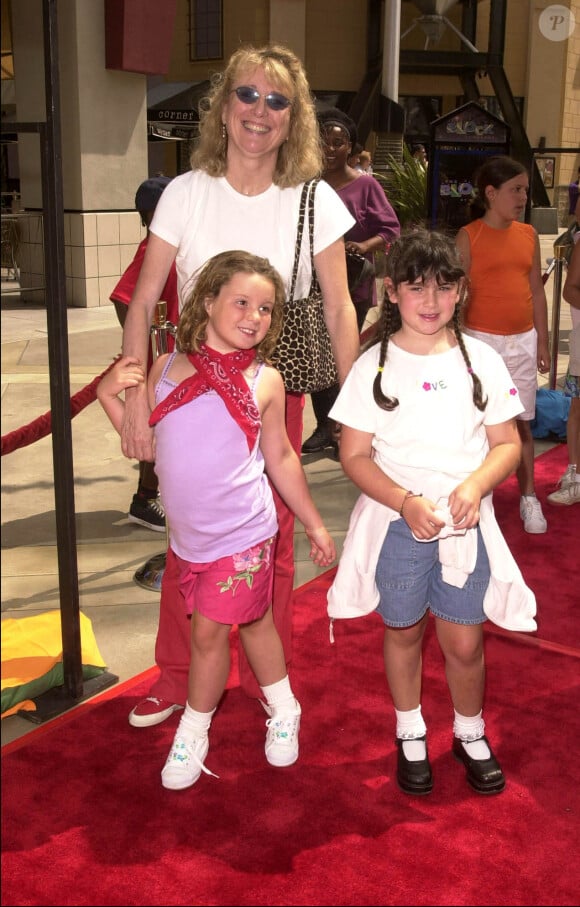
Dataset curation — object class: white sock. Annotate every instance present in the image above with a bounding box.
[177,703,215,742]
[396,706,427,761]
[261,676,298,714]
[453,710,490,759]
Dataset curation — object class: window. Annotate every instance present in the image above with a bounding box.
[189,0,222,62]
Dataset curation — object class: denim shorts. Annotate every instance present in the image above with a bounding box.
[375,518,490,628]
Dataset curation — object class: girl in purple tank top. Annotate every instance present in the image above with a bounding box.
[98,250,335,790]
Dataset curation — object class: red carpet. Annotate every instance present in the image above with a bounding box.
[492,443,580,649]
[2,443,579,907]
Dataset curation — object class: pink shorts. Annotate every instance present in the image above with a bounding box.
[171,537,276,625]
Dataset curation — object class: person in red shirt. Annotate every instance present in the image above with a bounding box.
[110,176,178,531]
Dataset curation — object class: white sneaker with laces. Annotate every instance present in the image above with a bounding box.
[265,700,301,767]
[161,734,218,790]
[547,480,580,506]
[558,465,576,491]
[519,496,547,534]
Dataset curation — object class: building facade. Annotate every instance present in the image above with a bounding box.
[1,0,579,306]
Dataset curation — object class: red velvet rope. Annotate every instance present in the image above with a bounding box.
[1,356,121,457]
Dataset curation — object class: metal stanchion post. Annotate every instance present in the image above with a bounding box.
[548,243,567,391]
[133,301,176,592]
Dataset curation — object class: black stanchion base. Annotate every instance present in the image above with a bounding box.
[20,671,120,724]
[133,551,166,593]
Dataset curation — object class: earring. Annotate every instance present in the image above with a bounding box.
[222,123,227,141]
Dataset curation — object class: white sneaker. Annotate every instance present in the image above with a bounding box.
[265,700,301,767]
[547,481,580,506]
[161,734,218,790]
[519,496,547,534]
[558,465,576,491]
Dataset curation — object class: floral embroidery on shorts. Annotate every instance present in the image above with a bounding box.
[217,538,274,595]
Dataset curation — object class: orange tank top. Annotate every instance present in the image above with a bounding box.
[462,219,536,335]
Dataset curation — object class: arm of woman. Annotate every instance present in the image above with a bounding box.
[121,233,178,460]
[259,368,336,565]
[314,239,360,383]
[563,238,580,309]
[529,231,550,373]
[345,178,400,256]
[346,234,385,256]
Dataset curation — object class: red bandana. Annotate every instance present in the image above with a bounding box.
[148,345,261,452]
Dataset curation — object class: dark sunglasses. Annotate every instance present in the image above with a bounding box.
[231,85,293,111]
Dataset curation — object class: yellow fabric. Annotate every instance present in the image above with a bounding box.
[2,700,36,718]
[1,611,106,718]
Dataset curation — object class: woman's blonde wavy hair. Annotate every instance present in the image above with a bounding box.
[191,44,323,188]
[177,250,285,362]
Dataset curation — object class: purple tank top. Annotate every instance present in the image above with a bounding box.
[153,352,278,562]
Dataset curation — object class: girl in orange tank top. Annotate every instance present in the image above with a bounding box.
[456,156,550,536]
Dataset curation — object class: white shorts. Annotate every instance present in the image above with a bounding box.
[464,327,538,420]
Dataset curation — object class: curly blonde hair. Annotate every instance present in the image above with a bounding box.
[191,43,323,188]
[177,250,285,362]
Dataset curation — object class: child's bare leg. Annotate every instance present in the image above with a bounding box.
[515,418,536,496]
[436,617,504,793]
[161,612,230,791]
[188,611,232,711]
[239,607,301,768]
[382,616,428,711]
[383,616,432,794]
[239,606,286,687]
[434,619,485,718]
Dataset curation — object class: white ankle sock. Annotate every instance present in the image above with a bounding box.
[396,706,427,760]
[261,676,297,713]
[396,705,427,738]
[453,710,490,758]
[177,703,215,742]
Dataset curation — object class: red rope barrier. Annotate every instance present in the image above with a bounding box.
[1,356,121,457]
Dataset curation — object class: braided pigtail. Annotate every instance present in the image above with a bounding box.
[372,298,400,411]
[453,306,487,411]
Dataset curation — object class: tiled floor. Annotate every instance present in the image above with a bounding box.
[1,237,570,745]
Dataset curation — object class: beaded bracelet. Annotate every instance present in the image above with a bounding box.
[399,490,423,516]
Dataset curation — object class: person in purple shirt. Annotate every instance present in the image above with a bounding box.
[301,108,400,455]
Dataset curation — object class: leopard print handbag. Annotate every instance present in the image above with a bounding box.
[271,179,338,394]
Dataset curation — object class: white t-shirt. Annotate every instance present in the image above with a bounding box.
[330,335,524,502]
[150,170,355,310]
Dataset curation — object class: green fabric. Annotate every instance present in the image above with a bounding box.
[1,663,106,715]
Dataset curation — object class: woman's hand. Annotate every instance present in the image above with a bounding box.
[121,389,156,462]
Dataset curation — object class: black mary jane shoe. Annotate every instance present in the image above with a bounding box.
[396,736,433,795]
[452,736,506,795]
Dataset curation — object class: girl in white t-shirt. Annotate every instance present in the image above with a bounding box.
[328,229,535,797]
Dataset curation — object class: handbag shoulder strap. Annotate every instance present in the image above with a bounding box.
[307,178,320,294]
[288,178,319,301]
